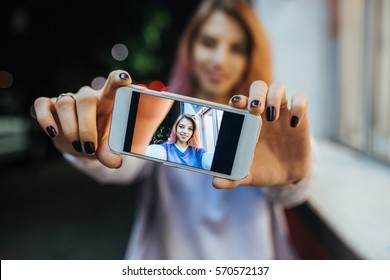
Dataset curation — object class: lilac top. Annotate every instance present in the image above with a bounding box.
[63,137,318,259]
[161,143,207,169]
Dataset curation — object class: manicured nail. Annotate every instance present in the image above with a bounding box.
[230,95,241,102]
[84,141,95,155]
[72,141,83,153]
[250,99,261,108]
[119,73,129,80]
[290,116,299,128]
[266,106,276,121]
[46,126,57,137]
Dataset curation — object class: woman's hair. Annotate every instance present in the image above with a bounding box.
[168,0,272,98]
[167,114,201,147]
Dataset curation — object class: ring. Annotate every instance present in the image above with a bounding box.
[56,93,75,103]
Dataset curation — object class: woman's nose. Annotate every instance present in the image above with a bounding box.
[211,46,228,65]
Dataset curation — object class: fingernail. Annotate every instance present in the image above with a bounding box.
[290,116,299,128]
[230,95,241,102]
[266,106,276,122]
[46,126,57,137]
[250,99,261,108]
[72,141,83,153]
[84,141,95,155]
[119,73,129,80]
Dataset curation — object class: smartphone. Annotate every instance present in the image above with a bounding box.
[109,85,261,180]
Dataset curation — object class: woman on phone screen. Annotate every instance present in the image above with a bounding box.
[146,114,212,170]
[33,0,315,259]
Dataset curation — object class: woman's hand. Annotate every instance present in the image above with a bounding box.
[212,81,311,188]
[33,70,132,168]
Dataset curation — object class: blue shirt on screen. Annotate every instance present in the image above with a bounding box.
[161,143,207,169]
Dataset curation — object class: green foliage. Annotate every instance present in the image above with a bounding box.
[151,125,171,144]
[105,6,172,80]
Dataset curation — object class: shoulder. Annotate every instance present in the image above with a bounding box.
[145,144,167,160]
[190,146,207,155]
[162,142,177,150]
[196,146,207,153]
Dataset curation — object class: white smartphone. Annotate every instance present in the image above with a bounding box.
[109,85,261,180]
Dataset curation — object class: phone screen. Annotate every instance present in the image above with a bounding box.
[123,91,245,175]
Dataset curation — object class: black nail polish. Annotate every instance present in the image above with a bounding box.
[84,141,95,155]
[119,73,129,80]
[290,116,299,128]
[250,99,261,108]
[72,141,83,153]
[230,95,241,102]
[266,106,276,122]
[46,126,57,137]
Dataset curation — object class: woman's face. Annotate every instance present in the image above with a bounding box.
[192,10,248,101]
[176,117,194,144]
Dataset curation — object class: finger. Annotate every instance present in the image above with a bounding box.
[212,177,240,189]
[34,97,58,138]
[289,93,308,128]
[55,94,82,152]
[96,138,123,168]
[248,80,268,115]
[30,104,37,119]
[75,87,98,155]
[229,94,248,109]
[98,70,132,115]
[265,82,288,122]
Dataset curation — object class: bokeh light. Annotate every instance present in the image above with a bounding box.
[0,71,14,89]
[149,80,166,91]
[144,25,160,50]
[91,76,106,90]
[111,43,128,61]
[11,8,29,34]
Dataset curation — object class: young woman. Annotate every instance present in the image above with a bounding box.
[33,0,314,259]
[146,114,212,170]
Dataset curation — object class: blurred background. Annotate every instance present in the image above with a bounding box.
[1,0,389,259]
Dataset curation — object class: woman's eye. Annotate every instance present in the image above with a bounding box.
[231,44,247,54]
[200,36,216,48]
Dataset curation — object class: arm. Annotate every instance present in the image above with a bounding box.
[145,144,167,160]
[262,136,319,208]
[63,153,151,185]
[201,152,213,170]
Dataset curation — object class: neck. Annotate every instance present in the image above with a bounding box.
[194,89,230,104]
[175,141,188,148]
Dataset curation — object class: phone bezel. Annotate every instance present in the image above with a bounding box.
[109,85,261,180]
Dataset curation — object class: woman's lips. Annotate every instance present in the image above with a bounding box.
[205,70,226,84]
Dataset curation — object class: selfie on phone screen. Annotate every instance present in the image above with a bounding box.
[124,90,245,175]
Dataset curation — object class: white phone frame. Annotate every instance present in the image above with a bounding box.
[109,85,261,180]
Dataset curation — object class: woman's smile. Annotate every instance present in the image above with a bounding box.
[204,68,228,84]
[179,132,189,141]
